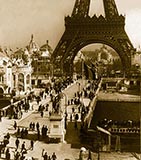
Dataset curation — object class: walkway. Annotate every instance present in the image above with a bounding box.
[0,80,138,160]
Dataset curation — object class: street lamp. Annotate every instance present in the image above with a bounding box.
[60,92,68,129]
[62,92,68,113]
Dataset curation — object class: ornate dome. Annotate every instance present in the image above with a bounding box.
[40,40,53,58]
[28,34,39,53]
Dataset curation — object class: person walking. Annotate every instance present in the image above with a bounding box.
[6,152,10,160]
[17,127,20,136]
[36,122,40,131]
[44,126,48,137]
[30,140,34,150]
[37,129,40,140]
[5,148,10,160]
[87,149,92,160]
[52,152,57,160]
[41,111,44,117]
[79,150,83,160]
[21,141,26,153]
[29,122,33,130]
[14,149,20,160]
[42,125,45,137]
[14,121,17,130]
[15,138,20,149]
[70,114,72,122]
[6,132,10,140]
[42,149,48,160]
[32,122,35,131]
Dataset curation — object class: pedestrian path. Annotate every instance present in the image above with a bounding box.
[0,96,50,132]
[0,94,51,158]
[0,81,138,160]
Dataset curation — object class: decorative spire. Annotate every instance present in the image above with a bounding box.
[31,34,34,42]
[28,34,39,53]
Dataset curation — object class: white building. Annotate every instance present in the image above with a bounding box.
[0,50,13,97]
[27,35,52,87]
[11,48,33,96]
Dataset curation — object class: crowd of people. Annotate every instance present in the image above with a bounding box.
[0,77,74,123]
[0,131,58,159]
[29,122,49,140]
[63,79,100,133]
[97,118,140,131]
[0,77,100,159]
[42,149,57,160]
[0,94,35,121]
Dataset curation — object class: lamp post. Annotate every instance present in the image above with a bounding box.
[79,53,85,106]
[81,56,84,90]
[60,92,68,129]
[49,62,54,83]
[62,92,68,113]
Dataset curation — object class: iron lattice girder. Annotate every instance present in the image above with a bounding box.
[52,0,135,76]
[53,15,126,60]
[71,0,119,19]
[53,16,133,65]
[103,0,119,19]
[71,0,90,17]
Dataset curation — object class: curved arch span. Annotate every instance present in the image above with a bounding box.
[62,39,131,75]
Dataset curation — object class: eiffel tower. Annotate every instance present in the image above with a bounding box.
[52,0,135,77]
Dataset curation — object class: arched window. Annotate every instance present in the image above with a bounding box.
[18,73,24,91]
[26,75,30,84]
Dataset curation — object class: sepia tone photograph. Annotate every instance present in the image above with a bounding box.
[0,0,140,159]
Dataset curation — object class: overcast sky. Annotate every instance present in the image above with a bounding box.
[0,0,141,50]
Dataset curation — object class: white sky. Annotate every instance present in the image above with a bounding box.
[0,0,141,49]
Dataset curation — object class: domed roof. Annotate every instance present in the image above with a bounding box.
[41,50,50,58]
[40,40,53,54]
[28,34,39,53]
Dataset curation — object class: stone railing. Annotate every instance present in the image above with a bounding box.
[84,79,103,128]
[108,127,140,134]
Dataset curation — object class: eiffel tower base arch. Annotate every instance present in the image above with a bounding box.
[52,0,135,78]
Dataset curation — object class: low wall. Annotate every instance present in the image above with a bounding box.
[84,79,103,128]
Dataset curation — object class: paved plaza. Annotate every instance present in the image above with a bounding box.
[0,81,139,159]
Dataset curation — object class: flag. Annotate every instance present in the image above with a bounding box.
[83,62,89,79]
[90,68,96,80]
[83,62,96,80]
[89,60,96,80]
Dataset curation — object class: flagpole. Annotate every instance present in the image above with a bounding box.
[82,57,84,90]
[81,57,84,105]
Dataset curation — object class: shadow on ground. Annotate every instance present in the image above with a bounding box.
[65,122,83,149]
